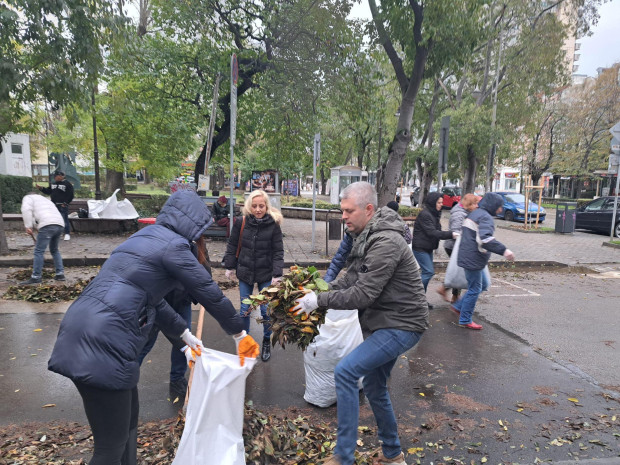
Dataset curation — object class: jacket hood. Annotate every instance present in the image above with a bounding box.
[424,192,443,216]
[156,190,213,241]
[367,207,405,235]
[479,192,504,215]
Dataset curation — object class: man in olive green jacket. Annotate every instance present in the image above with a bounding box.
[293,181,428,465]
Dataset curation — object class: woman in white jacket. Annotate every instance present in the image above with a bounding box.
[20,192,66,285]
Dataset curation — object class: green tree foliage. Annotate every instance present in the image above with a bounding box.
[0,0,124,138]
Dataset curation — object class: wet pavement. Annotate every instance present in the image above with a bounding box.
[1,213,620,463]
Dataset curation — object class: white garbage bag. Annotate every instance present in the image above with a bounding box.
[87,189,139,219]
[303,309,363,408]
[172,349,256,465]
[444,235,491,289]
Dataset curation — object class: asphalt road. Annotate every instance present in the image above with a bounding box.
[0,267,619,463]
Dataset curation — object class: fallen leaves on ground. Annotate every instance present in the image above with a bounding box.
[3,278,94,302]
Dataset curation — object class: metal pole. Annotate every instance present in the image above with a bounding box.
[92,87,101,200]
[312,133,320,252]
[610,165,620,240]
[230,56,237,235]
[486,32,503,193]
[202,74,221,192]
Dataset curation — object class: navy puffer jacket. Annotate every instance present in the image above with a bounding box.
[457,193,507,270]
[48,190,244,390]
[223,214,284,284]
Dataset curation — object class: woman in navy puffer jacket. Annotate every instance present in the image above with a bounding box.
[48,190,258,465]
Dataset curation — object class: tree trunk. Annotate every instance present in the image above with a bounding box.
[143,168,151,184]
[105,169,125,195]
[0,192,10,255]
[217,167,225,190]
[462,145,478,194]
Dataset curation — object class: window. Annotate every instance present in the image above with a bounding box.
[506,193,525,203]
[584,198,607,211]
[603,199,619,211]
[505,179,517,191]
[11,143,23,155]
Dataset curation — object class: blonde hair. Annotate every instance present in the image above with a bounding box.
[243,190,283,224]
[461,193,479,210]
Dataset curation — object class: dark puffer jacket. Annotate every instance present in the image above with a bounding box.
[458,193,507,271]
[411,192,453,252]
[48,190,244,390]
[223,214,284,284]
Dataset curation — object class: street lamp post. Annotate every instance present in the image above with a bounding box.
[91,87,101,200]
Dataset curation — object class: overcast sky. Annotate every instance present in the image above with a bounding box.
[576,0,620,76]
[348,0,620,77]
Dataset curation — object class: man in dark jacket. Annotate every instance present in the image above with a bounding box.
[292,181,428,465]
[411,192,455,303]
[453,192,515,330]
[37,170,74,241]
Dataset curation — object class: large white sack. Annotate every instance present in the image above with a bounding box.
[87,188,138,219]
[303,309,363,408]
[172,349,256,465]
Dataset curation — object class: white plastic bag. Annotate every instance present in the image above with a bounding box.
[444,235,491,289]
[87,189,139,219]
[172,349,256,465]
[303,309,363,408]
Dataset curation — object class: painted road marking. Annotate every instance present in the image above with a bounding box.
[489,278,541,297]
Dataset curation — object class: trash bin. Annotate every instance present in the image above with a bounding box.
[555,202,577,234]
[328,219,342,240]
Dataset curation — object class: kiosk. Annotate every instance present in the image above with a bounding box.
[329,166,362,205]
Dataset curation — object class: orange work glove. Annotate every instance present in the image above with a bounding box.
[232,331,260,366]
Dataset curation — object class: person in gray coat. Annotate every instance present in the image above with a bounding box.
[48,190,259,465]
[291,182,428,465]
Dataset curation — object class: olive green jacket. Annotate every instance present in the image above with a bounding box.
[317,207,429,337]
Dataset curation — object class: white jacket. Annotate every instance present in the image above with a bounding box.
[21,194,65,230]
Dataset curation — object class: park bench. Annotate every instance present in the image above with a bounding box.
[201,196,240,239]
[124,193,152,200]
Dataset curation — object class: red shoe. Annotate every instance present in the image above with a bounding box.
[459,322,483,330]
[450,305,460,316]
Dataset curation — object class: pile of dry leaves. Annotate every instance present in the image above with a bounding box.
[0,404,377,464]
[242,266,329,351]
[3,278,94,303]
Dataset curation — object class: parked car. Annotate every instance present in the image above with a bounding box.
[575,196,620,238]
[440,186,462,208]
[495,192,546,223]
[409,186,436,207]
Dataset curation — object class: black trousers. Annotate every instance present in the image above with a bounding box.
[74,382,139,465]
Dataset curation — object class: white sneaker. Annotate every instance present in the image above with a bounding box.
[64,234,70,241]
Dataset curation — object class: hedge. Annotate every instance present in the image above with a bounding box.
[0,175,35,213]
[282,197,421,218]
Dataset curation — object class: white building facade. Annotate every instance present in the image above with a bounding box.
[0,133,32,177]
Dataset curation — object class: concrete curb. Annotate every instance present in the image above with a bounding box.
[602,241,620,249]
[549,458,620,465]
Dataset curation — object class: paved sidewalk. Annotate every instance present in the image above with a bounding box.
[0,215,618,270]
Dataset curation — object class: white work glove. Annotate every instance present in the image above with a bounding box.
[181,345,199,367]
[291,290,319,316]
[503,249,515,261]
[271,276,281,285]
[180,328,203,353]
[225,269,236,281]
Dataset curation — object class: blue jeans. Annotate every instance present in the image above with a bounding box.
[138,301,192,382]
[32,224,64,279]
[56,204,71,235]
[334,328,422,465]
[453,268,489,325]
[413,250,434,292]
[239,280,272,338]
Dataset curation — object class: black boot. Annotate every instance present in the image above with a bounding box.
[261,337,271,362]
[120,427,137,465]
[169,378,188,403]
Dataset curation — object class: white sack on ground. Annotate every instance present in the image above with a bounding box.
[172,349,256,465]
[303,309,363,408]
[87,189,139,219]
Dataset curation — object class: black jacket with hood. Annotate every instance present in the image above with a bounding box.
[223,213,284,284]
[48,190,243,390]
[411,192,453,253]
